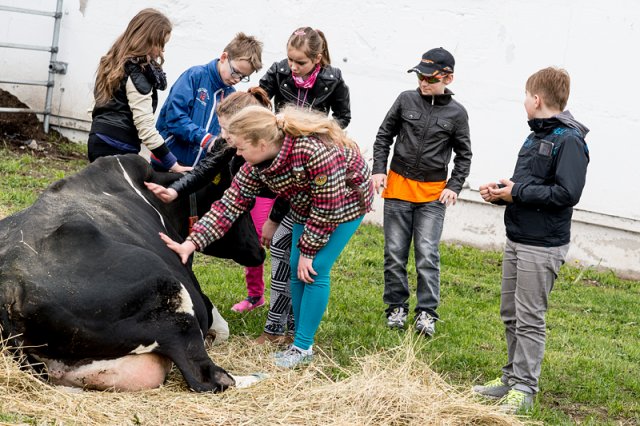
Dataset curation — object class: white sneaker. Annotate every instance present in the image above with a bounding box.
[387,307,408,329]
[274,345,313,368]
[414,311,436,337]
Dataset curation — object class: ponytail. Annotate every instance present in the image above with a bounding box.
[315,29,331,66]
[216,86,272,118]
[228,105,357,150]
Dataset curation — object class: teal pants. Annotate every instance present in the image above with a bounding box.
[289,217,363,350]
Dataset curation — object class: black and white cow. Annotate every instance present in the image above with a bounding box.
[0,154,264,392]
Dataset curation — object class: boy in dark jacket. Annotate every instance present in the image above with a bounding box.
[372,47,472,337]
[474,67,589,414]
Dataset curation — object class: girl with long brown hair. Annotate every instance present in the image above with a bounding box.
[88,8,189,173]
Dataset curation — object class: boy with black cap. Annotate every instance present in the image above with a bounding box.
[372,47,472,336]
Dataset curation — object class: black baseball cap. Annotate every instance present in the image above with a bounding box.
[407,47,455,76]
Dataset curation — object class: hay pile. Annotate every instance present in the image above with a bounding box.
[0,335,528,425]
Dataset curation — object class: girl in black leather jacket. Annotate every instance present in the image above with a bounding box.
[253,27,352,345]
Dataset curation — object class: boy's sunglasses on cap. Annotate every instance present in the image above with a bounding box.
[417,73,444,84]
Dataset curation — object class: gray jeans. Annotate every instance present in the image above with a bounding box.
[383,198,445,318]
[500,238,569,394]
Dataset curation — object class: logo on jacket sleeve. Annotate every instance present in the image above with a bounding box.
[314,174,328,186]
[196,88,209,106]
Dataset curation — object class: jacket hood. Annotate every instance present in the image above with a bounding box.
[529,111,589,138]
[554,111,589,137]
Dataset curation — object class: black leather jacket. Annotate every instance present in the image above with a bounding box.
[372,88,472,193]
[504,112,589,247]
[169,138,237,196]
[259,59,351,128]
[169,138,291,222]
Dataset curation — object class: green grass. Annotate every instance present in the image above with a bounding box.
[195,229,639,425]
[1,146,638,425]
[0,145,87,216]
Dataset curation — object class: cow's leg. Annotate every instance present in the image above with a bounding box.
[206,304,229,345]
[163,340,235,392]
[151,286,235,392]
[45,354,172,391]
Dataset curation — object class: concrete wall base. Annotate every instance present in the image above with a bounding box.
[365,189,640,280]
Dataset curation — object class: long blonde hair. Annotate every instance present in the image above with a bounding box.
[94,9,172,106]
[228,105,357,150]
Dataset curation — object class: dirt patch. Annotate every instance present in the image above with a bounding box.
[0,88,85,160]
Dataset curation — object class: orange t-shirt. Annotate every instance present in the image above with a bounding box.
[382,170,446,203]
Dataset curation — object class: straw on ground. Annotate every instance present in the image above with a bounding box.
[0,334,529,425]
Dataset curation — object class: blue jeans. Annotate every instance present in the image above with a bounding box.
[383,199,445,318]
[289,217,364,350]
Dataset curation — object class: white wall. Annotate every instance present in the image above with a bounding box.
[2,0,639,275]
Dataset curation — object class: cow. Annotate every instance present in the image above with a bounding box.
[0,154,265,392]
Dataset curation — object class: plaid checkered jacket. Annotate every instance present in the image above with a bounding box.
[188,134,374,257]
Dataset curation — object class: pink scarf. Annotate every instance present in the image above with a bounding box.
[292,64,321,89]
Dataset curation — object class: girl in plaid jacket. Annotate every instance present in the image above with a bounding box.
[155,105,373,368]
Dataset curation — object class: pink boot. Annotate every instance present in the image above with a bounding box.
[231,295,265,313]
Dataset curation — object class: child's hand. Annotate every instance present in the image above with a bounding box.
[297,255,317,283]
[159,232,196,264]
[439,188,458,207]
[479,182,499,202]
[261,219,278,248]
[144,182,178,203]
[488,179,514,203]
[169,163,193,174]
[371,173,387,194]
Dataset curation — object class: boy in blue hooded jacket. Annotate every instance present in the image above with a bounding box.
[154,33,263,168]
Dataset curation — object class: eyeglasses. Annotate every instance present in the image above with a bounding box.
[417,73,444,84]
[227,59,250,82]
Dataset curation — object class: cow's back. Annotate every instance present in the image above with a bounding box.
[0,155,235,391]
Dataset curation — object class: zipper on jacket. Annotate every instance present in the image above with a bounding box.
[193,88,225,166]
[414,98,435,169]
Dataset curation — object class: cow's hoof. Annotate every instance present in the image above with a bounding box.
[213,369,235,392]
